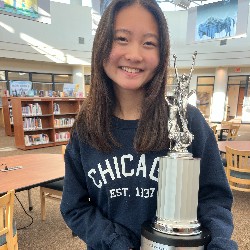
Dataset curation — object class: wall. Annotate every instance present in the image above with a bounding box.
[1,3,250,68]
[0,58,73,73]
[0,1,92,65]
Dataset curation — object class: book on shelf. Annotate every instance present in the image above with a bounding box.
[24,133,49,146]
[23,117,42,131]
[53,103,60,114]
[22,103,42,116]
[55,131,70,142]
[54,118,75,127]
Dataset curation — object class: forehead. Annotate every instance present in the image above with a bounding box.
[114,4,159,35]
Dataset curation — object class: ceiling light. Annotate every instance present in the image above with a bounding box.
[173,0,191,9]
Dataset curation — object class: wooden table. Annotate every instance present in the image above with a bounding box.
[217,141,250,153]
[0,154,64,195]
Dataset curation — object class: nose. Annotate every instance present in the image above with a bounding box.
[124,44,143,62]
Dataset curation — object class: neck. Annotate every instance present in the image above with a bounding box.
[114,89,144,120]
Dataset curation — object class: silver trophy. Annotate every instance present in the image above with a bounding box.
[141,52,210,249]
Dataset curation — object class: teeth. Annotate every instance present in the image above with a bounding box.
[121,67,140,73]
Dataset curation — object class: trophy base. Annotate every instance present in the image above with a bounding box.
[141,221,210,250]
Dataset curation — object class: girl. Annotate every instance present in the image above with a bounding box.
[60,1,237,249]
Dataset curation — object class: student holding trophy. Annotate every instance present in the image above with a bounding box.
[60,0,237,249]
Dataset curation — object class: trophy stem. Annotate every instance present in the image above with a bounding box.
[153,155,201,236]
[141,154,211,249]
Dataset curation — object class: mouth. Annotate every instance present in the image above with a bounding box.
[120,66,143,74]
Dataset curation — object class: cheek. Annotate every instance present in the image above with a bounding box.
[145,49,160,69]
[109,43,125,62]
[108,50,120,64]
[103,44,120,66]
[103,52,118,72]
[147,54,160,70]
[103,55,118,75]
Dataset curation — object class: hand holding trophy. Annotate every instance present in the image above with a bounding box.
[141,52,211,250]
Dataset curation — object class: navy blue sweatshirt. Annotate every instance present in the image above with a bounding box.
[60,105,238,250]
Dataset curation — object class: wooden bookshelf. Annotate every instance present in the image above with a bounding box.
[11,97,84,150]
[2,96,14,136]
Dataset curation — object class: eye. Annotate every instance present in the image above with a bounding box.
[144,41,157,47]
[114,36,128,43]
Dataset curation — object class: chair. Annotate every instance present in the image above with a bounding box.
[211,124,217,134]
[0,190,18,250]
[40,145,66,221]
[226,124,240,141]
[210,124,218,141]
[218,121,232,141]
[221,121,232,126]
[225,146,250,192]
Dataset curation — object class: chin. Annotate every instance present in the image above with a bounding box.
[123,85,144,91]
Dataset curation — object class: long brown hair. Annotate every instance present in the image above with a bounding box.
[74,0,170,153]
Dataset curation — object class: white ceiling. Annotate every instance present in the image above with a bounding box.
[157,0,222,11]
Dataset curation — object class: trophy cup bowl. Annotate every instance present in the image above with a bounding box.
[141,52,211,249]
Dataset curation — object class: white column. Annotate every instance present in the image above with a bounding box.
[210,67,228,122]
[72,65,85,97]
[82,0,92,7]
[71,0,82,5]
[188,74,197,107]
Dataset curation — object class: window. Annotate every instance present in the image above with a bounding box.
[54,74,72,83]
[32,73,53,92]
[32,73,52,82]
[54,74,73,92]
[0,71,5,81]
[165,76,177,96]
[84,75,91,85]
[8,71,29,81]
[0,70,73,95]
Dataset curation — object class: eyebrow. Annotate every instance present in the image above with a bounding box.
[114,29,159,40]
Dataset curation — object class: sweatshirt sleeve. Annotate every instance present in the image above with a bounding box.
[188,106,238,250]
[60,133,137,250]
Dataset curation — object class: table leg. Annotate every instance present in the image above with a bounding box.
[219,130,223,141]
[28,189,33,211]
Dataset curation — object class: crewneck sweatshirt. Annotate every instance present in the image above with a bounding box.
[60,105,238,250]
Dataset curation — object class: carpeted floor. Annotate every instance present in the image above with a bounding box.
[1,125,250,250]
[14,188,87,250]
[13,187,250,250]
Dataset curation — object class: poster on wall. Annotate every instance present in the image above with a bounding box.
[10,80,32,96]
[187,0,249,43]
[0,0,51,24]
[196,0,238,41]
[63,83,80,96]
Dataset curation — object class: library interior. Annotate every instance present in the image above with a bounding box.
[0,0,250,250]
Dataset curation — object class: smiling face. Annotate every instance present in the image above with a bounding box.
[103,3,160,94]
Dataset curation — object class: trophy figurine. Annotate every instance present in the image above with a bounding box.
[141,52,211,249]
